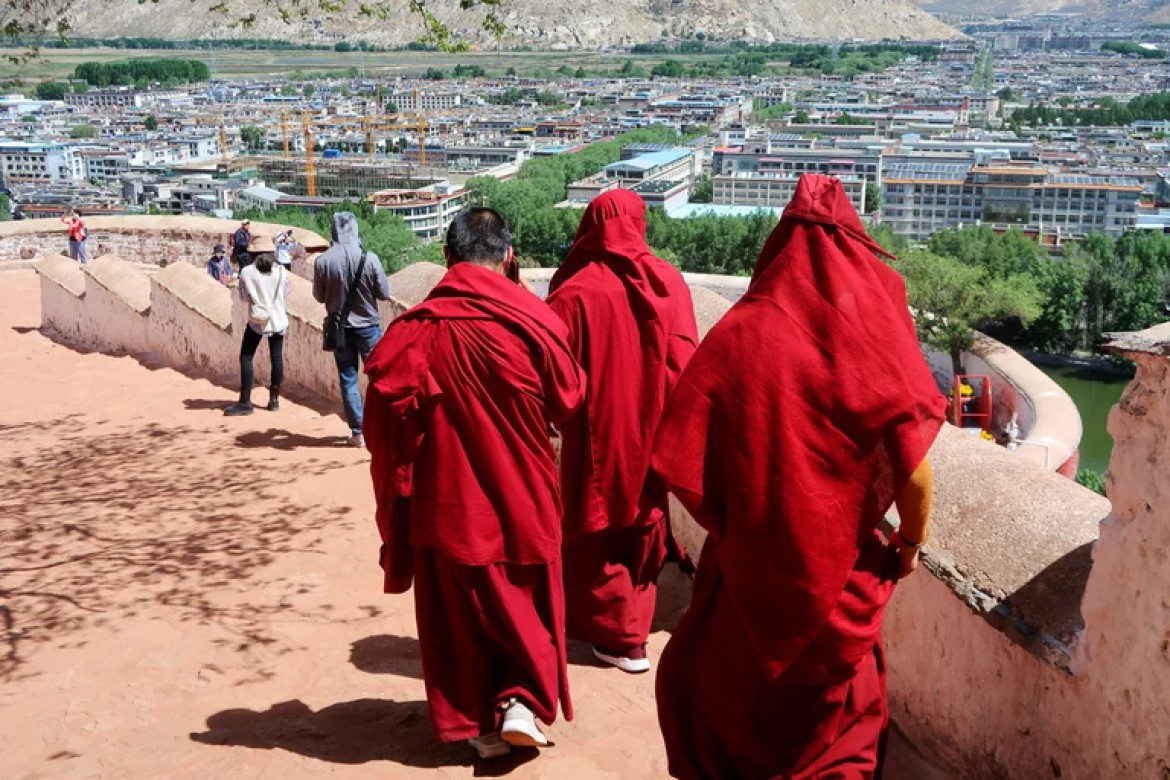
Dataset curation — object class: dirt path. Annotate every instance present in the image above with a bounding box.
[0,270,940,779]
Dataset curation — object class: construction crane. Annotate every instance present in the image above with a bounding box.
[281,111,290,160]
[363,112,429,165]
[219,110,228,162]
[303,109,317,198]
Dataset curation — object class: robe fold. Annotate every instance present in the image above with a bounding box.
[547,189,699,653]
[651,174,946,779]
[364,261,586,741]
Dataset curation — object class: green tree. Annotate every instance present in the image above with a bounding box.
[334,41,353,52]
[651,59,686,78]
[240,125,265,151]
[864,182,881,213]
[35,81,67,100]
[0,192,11,221]
[691,174,713,203]
[303,84,316,99]
[280,83,297,96]
[69,124,97,139]
[895,249,1043,377]
[1075,469,1107,496]
[424,67,446,80]
[574,67,588,78]
[144,115,158,131]
[793,109,811,124]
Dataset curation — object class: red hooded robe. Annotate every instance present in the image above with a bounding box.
[546,189,699,654]
[364,261,586,742]
[652,175,946,779]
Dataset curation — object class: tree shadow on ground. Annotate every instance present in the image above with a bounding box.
[236,429,351,451]
[190,698,538,775]
[349,634,424,679]
[183,398,230,411]
[0,417,352,681]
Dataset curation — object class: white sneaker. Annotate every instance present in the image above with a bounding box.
[500,698,549,747]
[468,733,512,760]
[593,645,652,674]
[346,433,365,448]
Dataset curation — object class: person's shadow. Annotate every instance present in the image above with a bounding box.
[348,634,425,679]
[190,698,538,775]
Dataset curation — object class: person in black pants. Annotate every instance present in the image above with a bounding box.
[225,236,290,416]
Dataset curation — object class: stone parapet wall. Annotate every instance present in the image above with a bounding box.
[81,257,152,357]
[1,216,328,270]
[148,263,236,383]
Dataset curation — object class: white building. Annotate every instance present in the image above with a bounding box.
[0,141,82,186]
[369,181,468,241]
[714,171,868,214]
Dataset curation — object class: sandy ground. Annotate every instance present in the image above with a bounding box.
[0,270,941,779]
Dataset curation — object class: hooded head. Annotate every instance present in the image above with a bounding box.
[331,211,361,248]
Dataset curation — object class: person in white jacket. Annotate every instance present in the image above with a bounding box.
[225,235,290,417]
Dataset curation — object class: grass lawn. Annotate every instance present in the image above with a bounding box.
[0,47,729,81]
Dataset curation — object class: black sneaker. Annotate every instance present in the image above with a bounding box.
[223,402,254,416]
[266,398,279,412]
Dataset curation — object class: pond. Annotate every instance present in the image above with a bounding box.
[1036,363,1132,474]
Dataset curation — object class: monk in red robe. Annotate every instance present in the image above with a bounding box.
[651,174,946,779]
[546,190,699,674]
[363,208,586,761]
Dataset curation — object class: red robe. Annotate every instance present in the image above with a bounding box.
[546,190,699,653]
[364,262,586,742]
[651,175,946,779]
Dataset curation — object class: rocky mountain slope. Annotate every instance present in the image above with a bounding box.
[915,0,1170,21]
[58,0,959,47]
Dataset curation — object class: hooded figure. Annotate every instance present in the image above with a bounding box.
[545,190,698,673]
[651,174,946,779]
[363,208,586,760]
[312,211,392,446]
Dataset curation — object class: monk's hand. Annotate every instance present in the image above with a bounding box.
[889,529,922,580]
[519,276,537,294]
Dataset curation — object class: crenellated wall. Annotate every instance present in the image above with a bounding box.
[0,216,328,270]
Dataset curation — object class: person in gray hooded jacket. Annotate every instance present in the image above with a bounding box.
[313,211,392,447]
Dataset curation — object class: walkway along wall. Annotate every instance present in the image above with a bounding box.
[26,217,1170,778]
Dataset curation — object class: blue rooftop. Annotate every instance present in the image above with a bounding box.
[605,147,691,173]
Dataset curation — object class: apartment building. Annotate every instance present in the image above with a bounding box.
[369,182,468,241]
[80,150,130,184]
[714,171,867,213]
[394,90,462,112]
[881,161,1142,239]
[64,88,142,110]
[713,142,883,183]
[0,141,81,186]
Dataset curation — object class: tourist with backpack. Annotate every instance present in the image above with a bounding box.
[312,211,391,447]
[224,235,289,417]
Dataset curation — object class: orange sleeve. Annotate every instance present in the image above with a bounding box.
[895,458,933,546]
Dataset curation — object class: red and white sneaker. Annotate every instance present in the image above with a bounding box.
[593,644,652,674]
[500,698,549,747]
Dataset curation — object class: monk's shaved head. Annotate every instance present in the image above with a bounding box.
[446,208,513,266]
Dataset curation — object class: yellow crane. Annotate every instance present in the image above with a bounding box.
[219,110,228,162]
[281,110,290,160]
[363,112,429,165]
[303,109,317,198]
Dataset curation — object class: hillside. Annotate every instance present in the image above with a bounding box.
[57,0,959,47]
[914,0,1170,21]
